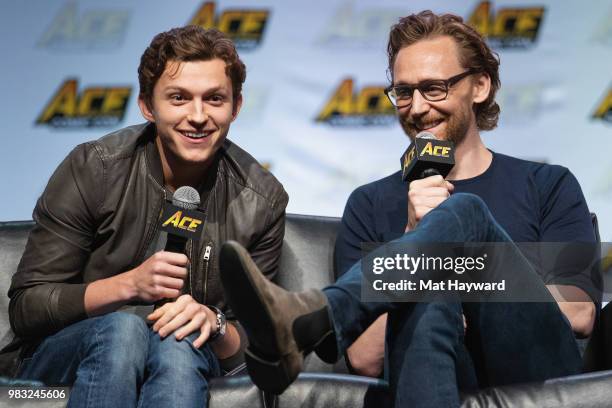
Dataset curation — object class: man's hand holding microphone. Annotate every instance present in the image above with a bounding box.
[406,174,454,232]
[401,131,456,232]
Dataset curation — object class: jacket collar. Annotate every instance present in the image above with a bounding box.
[143,123,165,189]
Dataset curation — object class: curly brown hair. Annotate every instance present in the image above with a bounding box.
[138,25,246,110]
[387,11,501,131]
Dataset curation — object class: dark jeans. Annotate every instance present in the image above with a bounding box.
[18,312,221,408]
[323,193,582,408]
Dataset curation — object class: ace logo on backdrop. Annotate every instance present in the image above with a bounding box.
[36,79,131,128]
[189,1,269,50]
[38,2,130,51]
[316,78,395,126]
[316,3,403,49]
[468,1,545,49]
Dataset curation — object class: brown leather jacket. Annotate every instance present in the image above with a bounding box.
[4,122,288,373]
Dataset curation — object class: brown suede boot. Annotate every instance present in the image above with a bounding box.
[220,240,337,395]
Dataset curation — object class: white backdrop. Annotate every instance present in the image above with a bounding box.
[1,0,611,239]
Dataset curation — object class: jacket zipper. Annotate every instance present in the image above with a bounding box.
[202,243,212,304]
[187,240,195,297]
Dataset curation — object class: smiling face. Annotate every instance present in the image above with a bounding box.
[393,35,487,144]
[138,58,242,181]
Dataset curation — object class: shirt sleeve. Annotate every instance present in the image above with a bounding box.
[8,143,104,338]
[536,166,601,303]
[247,188,289,282]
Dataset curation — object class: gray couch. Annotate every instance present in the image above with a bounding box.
[2,214,612,407]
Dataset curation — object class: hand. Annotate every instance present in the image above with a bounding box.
[346,314,387,377]
[147,294,217,348]
[406,175,454,232]
[125,251,188,302]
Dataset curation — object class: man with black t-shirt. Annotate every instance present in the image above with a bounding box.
[218,11,599,408]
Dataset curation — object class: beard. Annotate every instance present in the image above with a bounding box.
[400,103,472,145]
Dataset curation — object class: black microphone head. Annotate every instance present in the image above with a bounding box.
[172,186,200,210]
[415,131,437,140]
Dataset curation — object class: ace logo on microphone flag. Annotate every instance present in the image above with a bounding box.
[402,139,455,182]
[160,203,205,240]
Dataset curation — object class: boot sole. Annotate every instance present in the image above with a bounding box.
[220,241,298,394]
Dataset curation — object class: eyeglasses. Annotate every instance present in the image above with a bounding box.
[384,69,479,108]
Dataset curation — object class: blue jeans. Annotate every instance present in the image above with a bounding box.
[323,193,582,408]
[18,312,220,408]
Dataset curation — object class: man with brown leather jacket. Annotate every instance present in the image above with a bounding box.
[1,26,287,408]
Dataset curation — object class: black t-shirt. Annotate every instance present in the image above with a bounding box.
[334,151,600,302]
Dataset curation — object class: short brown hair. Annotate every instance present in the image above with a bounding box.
[138,25,246,109]
[387,11,501,130]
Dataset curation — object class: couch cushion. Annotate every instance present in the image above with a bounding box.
[461,370,612,408]
[3,214,610,408]
[276,213,340,292]
[0,221,33,350]
[208,373,387,408]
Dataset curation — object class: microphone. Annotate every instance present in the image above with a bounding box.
[163,186,202,254]
[155,187,205,307]
[401,131,455,183]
